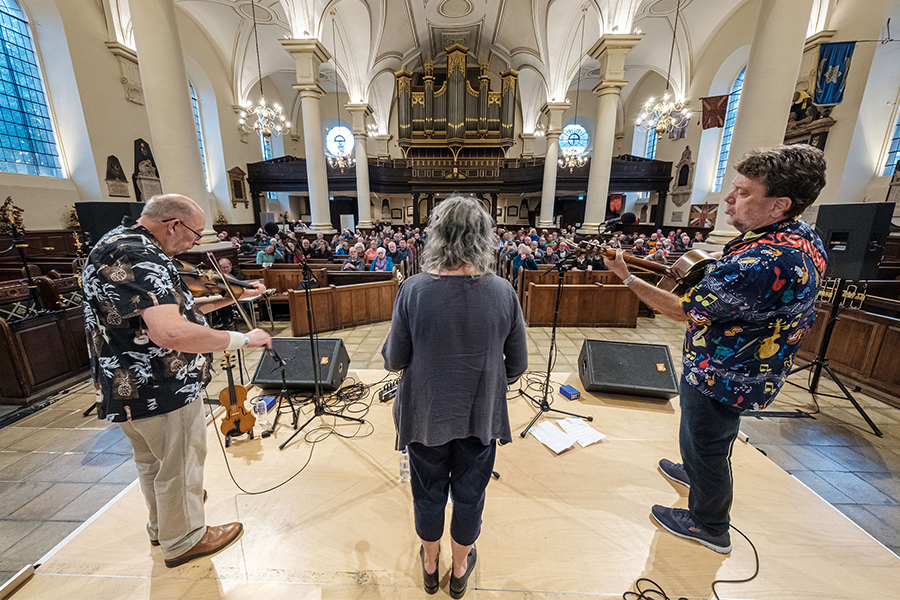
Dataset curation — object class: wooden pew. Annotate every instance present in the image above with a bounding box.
[0,278,89,402]
[524,282,640,327]
[288,278,399,336]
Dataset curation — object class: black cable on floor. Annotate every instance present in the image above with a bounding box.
[623,523,759,600]
[205,372,384,495]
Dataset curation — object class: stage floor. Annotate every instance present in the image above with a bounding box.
[7,370,899,600]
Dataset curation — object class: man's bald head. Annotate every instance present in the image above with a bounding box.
[142,194,204,227]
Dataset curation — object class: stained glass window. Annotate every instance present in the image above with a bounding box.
[559,123,589,155]
[0,0,63,177]
[883,106,900,176]
[189,83,209,191]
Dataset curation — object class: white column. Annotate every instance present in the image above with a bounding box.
[281,39,336,234]
[129,0,226,246]
[346,103,373,229]
[538,102,569,229]
[702,0,815,248]
[578,34,642,235]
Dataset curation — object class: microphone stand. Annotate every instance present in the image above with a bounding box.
[519,248,593,438]
[278,257,364,450]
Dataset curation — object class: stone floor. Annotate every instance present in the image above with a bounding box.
[1,315,899,586]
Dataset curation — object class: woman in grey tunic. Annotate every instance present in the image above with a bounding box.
[382,196,527,598]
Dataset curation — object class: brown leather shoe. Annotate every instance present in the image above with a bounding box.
[151,490,208,547]
[163,522,243,568]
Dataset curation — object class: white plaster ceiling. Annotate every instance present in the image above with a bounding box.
[112,0,825,135]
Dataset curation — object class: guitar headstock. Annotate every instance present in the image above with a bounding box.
[575,240,609,257]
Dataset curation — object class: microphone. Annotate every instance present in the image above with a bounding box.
[603,211,637,226]
[263,221,280,236]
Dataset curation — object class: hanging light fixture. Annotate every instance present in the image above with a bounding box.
[635,0,691,140]
[558,10,589,173]
[238,0,289,139]
[326,15,356,173]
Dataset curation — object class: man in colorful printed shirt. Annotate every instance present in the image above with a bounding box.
[82,194,272,568]
[607,144,827,554]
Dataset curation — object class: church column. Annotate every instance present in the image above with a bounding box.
[281,39,335,234]
[702,0,815,247]
[538,102,569,229]
[579,34,642,236]
[346,103,373,229]
[129,0,226,245]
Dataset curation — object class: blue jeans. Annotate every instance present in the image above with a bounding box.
[679,379,742,537]
[407,437,496,546]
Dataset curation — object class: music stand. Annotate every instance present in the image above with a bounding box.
[519,251,593,438]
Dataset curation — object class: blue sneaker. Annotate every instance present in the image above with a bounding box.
[651,505,732,554]
[658,459,690,488]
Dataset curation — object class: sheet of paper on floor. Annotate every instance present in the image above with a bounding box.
[528,420,576,454]
[558,417,606,447]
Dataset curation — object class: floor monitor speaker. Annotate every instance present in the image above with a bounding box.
[252,338,350,390]
[578,339,679,400]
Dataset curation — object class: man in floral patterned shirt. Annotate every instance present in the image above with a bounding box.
[608,145,827,554]
[83,194,271,567]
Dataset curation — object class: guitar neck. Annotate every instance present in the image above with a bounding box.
[601,249,669,276]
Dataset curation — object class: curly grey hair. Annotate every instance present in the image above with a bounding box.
[420,195,497,276]
[141,194,200,222]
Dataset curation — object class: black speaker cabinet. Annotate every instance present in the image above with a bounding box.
[815,202,895,281]
[252,338,350,390]
[578,340,679,400]
[75,201,145,248]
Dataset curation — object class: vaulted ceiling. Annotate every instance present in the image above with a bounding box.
[106,0,812,134]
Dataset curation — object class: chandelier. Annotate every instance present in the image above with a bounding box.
[558,10,589,173]
[326,15,355,173]
[635,0,690,140]
[238,0,289,139]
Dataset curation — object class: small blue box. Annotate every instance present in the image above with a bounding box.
[559,385,580,400]
[259,396,277,412]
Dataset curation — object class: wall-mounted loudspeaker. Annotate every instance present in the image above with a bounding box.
[252,338,350,391]
[578,340,679,400]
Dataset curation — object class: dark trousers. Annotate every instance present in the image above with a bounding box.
[407,437,496,546]
[679,380,742,537]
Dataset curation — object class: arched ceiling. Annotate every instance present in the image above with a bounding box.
[110,0,828,135]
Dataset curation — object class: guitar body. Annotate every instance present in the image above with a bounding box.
[657,249,717,294]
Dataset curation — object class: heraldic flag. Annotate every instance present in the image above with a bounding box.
[815,41,856,106]
[701,95,728,129]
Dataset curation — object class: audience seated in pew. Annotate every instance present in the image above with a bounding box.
[342,247,365,271]
[370,247,393,272]
[512,244,538,280]
[256,244,282,265]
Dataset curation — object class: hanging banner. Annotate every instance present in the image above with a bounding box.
[701,95,728,129]
[814,41,856,106]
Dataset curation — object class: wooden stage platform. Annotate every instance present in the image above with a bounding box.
[6,370,899,600]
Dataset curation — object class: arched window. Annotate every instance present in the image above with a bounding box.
[883,107,900,176]
[559,123,589,156]
[714,67,746,192]
[325,125,353,157]
[0,0,63,177]
[645,129,657,160]
[258,131,276,200]
[189,83,209,191]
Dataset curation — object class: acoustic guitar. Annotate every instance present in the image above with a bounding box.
[576,241,716,295]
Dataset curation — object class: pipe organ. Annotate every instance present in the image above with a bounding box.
[396,44,517,156]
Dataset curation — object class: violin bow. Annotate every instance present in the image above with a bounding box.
[205,251,285,365]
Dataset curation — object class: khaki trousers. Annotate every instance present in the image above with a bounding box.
[119,397,207,559]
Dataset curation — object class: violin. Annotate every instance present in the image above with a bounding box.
[576,241,716,295]
[218,352,255,437]
[173,259,259,299]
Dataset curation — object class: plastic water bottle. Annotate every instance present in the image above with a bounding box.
[399,449,410,482]
[254,398,268,428]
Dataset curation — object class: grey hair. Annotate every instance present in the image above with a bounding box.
[420,195,497,276]
[141,194,198,222]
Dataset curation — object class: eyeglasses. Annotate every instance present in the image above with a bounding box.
[162,218,203,242]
